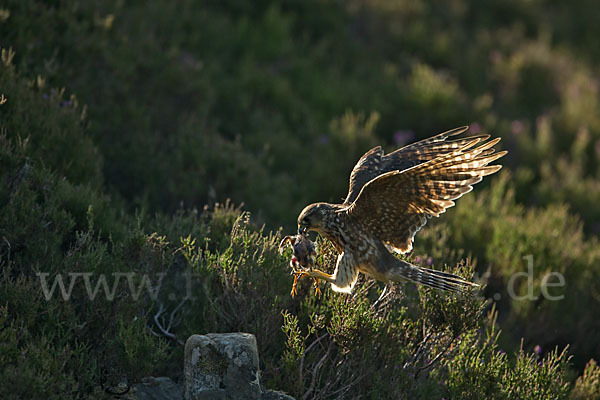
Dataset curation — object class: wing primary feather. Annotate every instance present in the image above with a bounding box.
[346,132,506,255]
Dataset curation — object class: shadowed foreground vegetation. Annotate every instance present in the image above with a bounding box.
[2,0,600,398]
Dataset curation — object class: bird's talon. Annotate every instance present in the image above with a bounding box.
[312,278,322,297]
[290,270,315,297]
[290,273,300,297]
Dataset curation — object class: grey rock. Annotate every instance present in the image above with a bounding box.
[184,388,227,400]
[184,333,261,400]
[132,376,183,400]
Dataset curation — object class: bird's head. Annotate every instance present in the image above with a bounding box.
[297,203,333,235]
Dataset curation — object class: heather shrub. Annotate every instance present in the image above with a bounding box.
[2,0,600,397]
[418,172,600,367]
[571,360,600,400]
[0,48,101,188]
[147,211,573,399]
[441,320,571,399]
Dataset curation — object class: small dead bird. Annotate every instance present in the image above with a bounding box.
[279,233,316,270]
[279,234,321,296]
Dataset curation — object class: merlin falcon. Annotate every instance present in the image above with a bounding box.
[293,126,506,293]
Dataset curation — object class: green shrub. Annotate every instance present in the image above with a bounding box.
[0,49,101,188]
[3,0,600,397]
[442,325,571,399]
[571,359,600,400]
[420,172,600,368]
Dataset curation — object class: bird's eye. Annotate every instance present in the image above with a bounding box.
[302,217,309,226]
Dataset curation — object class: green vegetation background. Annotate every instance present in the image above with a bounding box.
[1,0,600,398]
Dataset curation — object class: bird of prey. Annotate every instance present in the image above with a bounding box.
[294,126,506,293]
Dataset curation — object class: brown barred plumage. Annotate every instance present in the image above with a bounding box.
[295,126,506,293]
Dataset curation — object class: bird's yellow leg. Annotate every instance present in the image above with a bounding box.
[291,269,333,297]
[304,269,335,283]
[290,273,300,297]
[305,269,336,297]
[291,270,309,297]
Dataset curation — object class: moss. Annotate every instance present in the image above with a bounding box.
[197,347,229,377]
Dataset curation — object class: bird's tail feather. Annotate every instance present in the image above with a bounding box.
[390,259,479,293]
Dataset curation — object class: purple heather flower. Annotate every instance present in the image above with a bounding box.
[179,51,203,70]
[426,256,434,266]
[489,50,501,64]
[470,123,481,134]
[511,120,524,135]
[414,256,422,264]
[393,130,415,146]
[534,345,542,355]
[498,349,505,355]
[42,93,49,100]
[318,134,330,145]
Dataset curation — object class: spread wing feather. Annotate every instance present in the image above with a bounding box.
[344,126,492,204]
[346,135,506,254]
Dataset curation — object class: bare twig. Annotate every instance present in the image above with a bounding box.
[303,339,333,400]
[371,284,389,309]
[404,331,433,369]
[299,332,329,389]
[149,297,189,345]
[326,370,367,398]
[414,337,454,379]
[167,295,188,331]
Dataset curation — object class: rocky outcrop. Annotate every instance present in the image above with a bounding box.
[132,376,183,400]
[184,333,295,400]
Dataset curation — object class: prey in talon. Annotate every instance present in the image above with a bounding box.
[278,233,321,297]
[279,233,316,271]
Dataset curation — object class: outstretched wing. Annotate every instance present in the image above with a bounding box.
[344,126,490,204]
[346,136,506,254]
